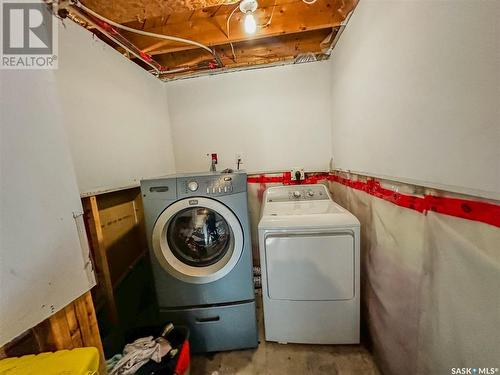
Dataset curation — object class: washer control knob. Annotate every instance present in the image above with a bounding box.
[307,190,314,197]
[293,191,301,198]
[188,181,198,192]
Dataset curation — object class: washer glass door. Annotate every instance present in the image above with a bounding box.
[152,197,244,284]
[167,207,231,267]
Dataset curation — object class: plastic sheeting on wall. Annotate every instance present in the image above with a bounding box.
[247,175,283,262]
[328,179,500,375]
[419,213,500,374]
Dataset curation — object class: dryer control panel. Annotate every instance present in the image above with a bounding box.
[266,184,330,202]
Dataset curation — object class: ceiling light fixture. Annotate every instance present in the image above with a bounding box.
[239,0,258,34]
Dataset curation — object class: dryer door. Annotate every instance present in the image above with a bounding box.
[265,233,354,301]
[152,197,244,284]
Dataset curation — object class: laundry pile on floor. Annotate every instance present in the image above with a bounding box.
[106,324,181,375]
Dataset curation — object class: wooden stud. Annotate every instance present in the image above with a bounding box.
[83,196,119,326]
[43,307,75,350]
[63,304,84,348]
[74,292,107,375]
[2,292,107,373]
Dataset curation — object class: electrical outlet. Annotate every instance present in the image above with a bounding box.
[290,168,305,181]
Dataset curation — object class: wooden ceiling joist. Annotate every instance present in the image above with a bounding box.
[80,0,240,25]
[75,0,358,78]
[122,0,353,56]
[153,28,334,70]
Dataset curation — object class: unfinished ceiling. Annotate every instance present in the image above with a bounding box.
[62,0,359,79]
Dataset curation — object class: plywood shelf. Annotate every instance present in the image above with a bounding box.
[82,186,151,355]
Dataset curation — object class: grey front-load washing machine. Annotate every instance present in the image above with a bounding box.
[140,172,258,353]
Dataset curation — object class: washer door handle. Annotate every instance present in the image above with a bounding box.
[196,316,220,323]
[149,186,169,192]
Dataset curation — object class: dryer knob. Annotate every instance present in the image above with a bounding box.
[307,190,314,197]
[188,181,199,191]
[293,191,301,198]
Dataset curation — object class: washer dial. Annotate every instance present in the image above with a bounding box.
[188,181,199,192]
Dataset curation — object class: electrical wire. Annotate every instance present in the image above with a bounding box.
[68,5,162,74]
[74,1,215,56]
[226,4,240,38]
[229,42,237,62]
[258,0,277,28]
[226,4,240,62]
[225,0,277,62]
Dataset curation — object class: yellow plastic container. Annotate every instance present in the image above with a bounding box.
[0,347,99,375]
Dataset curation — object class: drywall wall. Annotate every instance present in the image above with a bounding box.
[56,22,176,195]
[0,18,179,344]
[0,69,95,346]
[329,0,500,198]
[165,62,333,173]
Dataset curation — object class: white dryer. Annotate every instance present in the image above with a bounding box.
[258,184,360,344]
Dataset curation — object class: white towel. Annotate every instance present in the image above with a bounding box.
[110,336,163,375]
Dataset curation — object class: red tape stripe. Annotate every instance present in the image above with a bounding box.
[247,172,500,228]
[247,172,330,185]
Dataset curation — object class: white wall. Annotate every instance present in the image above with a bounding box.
[56,22,176,195]
[165,62,333,173]
[0,19,179,344]
[0,69,94,347]
[330,0,500,198]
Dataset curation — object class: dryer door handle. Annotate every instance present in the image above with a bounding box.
[195,316,220,323]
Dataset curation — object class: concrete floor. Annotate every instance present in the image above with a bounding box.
[191,293,380,375]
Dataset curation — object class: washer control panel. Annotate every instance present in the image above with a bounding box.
[177,173,246,197]
[204,176,233,195]
[266,185,329,202]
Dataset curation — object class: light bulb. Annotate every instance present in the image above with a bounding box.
[244,13,257,34]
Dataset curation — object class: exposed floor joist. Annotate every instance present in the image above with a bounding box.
[123,0,353,55]
[80,0,240,25]
[73,0,358,78]
[151,29,334,73]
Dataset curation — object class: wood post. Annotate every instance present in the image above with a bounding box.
[83,196,119,326]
